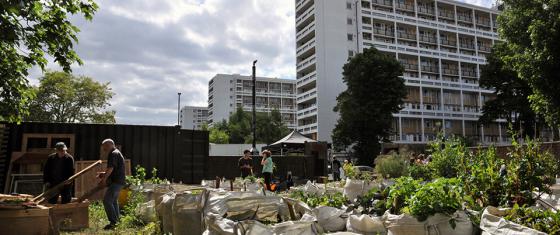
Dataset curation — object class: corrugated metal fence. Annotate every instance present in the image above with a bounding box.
[0,122,208,191]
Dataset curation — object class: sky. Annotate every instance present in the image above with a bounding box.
[29,0,494,125]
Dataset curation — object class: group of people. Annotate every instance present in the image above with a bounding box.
[42,139,126,230]
[331,158,351,181]
[410,153,432,165]
[238,149,275,190]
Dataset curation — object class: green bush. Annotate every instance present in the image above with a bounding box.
[504,204,560,234]
[374,153,409,179]
[408,164,433,181]
[386,177,421,214]
[407,178,464,221]
[427,137,466,178]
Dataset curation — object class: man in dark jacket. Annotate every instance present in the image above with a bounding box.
[43,142,75,204]
[98,139,126,230]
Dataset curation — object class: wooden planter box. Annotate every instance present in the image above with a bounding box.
[0,207,54,235]
[50,202,90,231]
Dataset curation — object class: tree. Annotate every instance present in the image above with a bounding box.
[202,122,229,144]
[0,0,98,122]
[498,0,560,128]
[213,107,291,144]
[332,47,406,165]
[26,71,115,123]
[479,43,540,138]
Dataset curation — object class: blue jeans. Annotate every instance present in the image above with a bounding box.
[103,183,123,225]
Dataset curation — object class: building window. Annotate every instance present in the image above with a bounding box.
[348,50,354,57]
[347,18,353,25]
[346,2,352,9]
[347,34,353,41]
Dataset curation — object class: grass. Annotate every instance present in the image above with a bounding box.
[61,202,160,235]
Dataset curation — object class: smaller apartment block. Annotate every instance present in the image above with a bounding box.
[207,74,297,129]
[180,106,209,130]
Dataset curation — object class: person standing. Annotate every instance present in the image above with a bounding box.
[260,150,273,191]
[332,158,341,181]
[43,142,74,204]
[238,149,253,178]
[98,139,126,230]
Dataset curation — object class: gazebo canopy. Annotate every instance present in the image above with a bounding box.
[269,130,316,147]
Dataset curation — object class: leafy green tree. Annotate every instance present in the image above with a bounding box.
[0,0,98,122]
[213,107,290,144]
[479,44,540,138]
[26,71,115,123]
[332,47,406,165]
[498,0,560,128]
[202,122,230,144]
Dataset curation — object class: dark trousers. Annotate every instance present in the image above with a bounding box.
[263,172,272,190]
[103,183,123,225]
[241,170,252,178]
[333,172,341,181]
[47,184,72,204]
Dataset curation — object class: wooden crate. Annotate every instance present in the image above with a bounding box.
[74,160,131,201]
[0,207,53,235]
[50,202,90,231]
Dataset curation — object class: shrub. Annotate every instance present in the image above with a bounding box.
[374,153,409,179]
[408,164,433,181]
[386,177,421,214]
[427,137,466,178]
[407,178,464,221]
[503,204,560,234]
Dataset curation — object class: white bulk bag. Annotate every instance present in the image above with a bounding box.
[383,210,473,235]
[346,214,386,234]
[343,179,376,201]
[313,206,347,232]
[155,192,176,234]
[479,206,547,235]
[172,190,207,235]
[136,200,157,223]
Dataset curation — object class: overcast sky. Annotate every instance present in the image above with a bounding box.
[29,0,494,125]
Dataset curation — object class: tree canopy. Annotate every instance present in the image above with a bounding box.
[0,0,98,122]
[26,71,115,123]
[207,107,291,145]
[332,47,406,165]
[498,0,560,127]
[479,43,541,138]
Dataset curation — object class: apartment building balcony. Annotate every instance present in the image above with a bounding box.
[297,71,317,88]
[373,27,394,37]
[396,2,414,12]
[296,23,315,42]
[403,102,421,110]
[478,44,492,53]
[296,5,314,28]
[296,39,315,57]
[421,65,439,74]
[297,105,318,119]
[361,1,371,9]
[461,68,477,77]
[440,38,457,47]
[438,9,455,20]
[463,105,479,113]
[397,31,416,41]
[417,5,435,16]
[457,14,472,23]
[443,104,462,112]
[459,42,475,50]
[295,0,313,13]
[296,87,317,103]
[442,67,459,76]
[476,18,491,27]
[372,0,393,8]
[401,62,419,71]
[419,35,437,44]
[299,123,318,134]
[296,55,316,71]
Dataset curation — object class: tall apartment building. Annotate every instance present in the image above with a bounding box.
[207,74,297,129]
[180,106,209,130]
[294,0,520,144]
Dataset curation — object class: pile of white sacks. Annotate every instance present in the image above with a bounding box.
[132,180,543,235]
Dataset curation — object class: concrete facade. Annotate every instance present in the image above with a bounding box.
[207,74,297,129]
[180,106,209,130]
[294,0,558,144]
